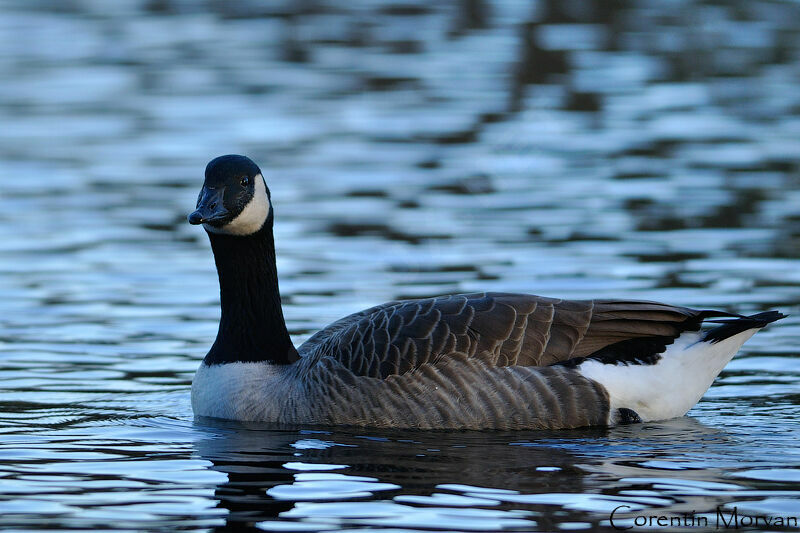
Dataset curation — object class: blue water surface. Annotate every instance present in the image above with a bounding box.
[1,1,799,531]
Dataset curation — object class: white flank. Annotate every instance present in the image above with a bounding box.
[578,329,759,424]
[192,360,288,421]
[204,174,270,236]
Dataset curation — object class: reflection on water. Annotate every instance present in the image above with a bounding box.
[1,0,800,530]
[192,418,800,531]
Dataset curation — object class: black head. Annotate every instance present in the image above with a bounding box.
[188,155,272,235]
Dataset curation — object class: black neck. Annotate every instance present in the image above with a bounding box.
[203,220,298,365]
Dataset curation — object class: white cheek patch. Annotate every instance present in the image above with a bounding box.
[204,174,271,236]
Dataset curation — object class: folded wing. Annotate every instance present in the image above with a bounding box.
[299,292,728,379]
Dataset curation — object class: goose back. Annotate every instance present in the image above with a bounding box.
[297,292,721,378]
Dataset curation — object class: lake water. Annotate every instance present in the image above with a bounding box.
[1,0,800,531]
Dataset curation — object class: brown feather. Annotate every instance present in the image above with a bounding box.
[298,292,723,379]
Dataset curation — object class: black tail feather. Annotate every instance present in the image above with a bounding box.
[702,311,786,343]
[555,309,785,369]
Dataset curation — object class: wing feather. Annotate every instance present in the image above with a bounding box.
[298,292,726,379]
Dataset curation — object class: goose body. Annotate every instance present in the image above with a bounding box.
[189,155,785,430]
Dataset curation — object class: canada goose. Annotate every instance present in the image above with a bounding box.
[189,154,785,429]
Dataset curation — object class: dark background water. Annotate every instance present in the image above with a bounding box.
[1,0,799,531]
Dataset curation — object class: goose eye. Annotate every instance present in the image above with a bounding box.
[240,176,250,187]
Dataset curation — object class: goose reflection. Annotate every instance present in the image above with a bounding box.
[192,418,598,530]
[192,416,736,531]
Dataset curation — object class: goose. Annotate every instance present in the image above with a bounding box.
[188,154,785,429]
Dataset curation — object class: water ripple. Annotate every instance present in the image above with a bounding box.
[1,0,800,531]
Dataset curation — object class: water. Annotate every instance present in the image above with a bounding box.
[1,0,799,530]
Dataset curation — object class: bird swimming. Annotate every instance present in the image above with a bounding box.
[188,154,785,429]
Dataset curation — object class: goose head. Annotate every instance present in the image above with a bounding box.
[188,154,272,236]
